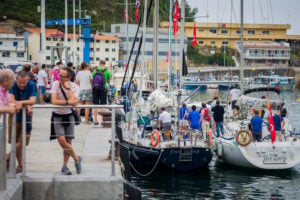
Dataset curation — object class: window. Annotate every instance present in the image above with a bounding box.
[77,47,80,51]
[53,38,57,41]
[13,41,18,47]
[90,48,94,52]
[17,52,24,57]
[46,46,50,50]
[96,40,100,43]
[0,41,2,45]
[145,38,153,42]
[262,30,270,35]
[198,40,204,45]
[112,40,116,44]
[96,57,100,61]
[112,48,116,52]
[115,26,120,33]
[112,58,116,61]
[105,40,109,43]
[68,39,71,42]
[105,48,109,52]
[209,28,217,34]
[222,41,229,46]
[68,47,70,50]
[46,56,50,60]
[77,39,79,42]
[236,30,241,35]
[248,30,255,35]
[198,29,204,32]
[90,57,94,61]
[46,37,51,41]
[105,57,109,61]
[2,52,10,57]
[96,48,100,51]
[221,29,228,34]
[61,38,64,41]
[210,41,216,45]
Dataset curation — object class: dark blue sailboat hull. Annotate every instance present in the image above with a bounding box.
[121,141,213,173]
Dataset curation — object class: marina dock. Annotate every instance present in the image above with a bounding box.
[0,106,123,200]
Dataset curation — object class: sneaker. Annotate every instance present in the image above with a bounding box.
[61,166,72,175]
[75,156,82,174]
[94,122,99,126]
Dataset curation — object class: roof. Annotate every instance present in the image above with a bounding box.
[25,28,120,41]
[0,28,15,34]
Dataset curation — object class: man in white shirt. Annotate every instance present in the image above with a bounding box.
[158,107,172,140]
[229,85,241,119]
[37,64,47,104]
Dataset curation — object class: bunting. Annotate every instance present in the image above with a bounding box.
[192,23,197,47]
[135,0,140,23]
[268,105,276,144]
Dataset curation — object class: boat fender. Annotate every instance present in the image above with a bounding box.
[217,141,223,157]
[208,129,213,147]
[235,129,252,146]
[150,129,160,147]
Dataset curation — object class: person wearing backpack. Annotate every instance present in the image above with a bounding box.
[91,60,111,126]
[200,103,210,141]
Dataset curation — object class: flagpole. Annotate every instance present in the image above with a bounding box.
[153,0,159,90]
[126,0,130,85]
[168,0,172,91]
[139,0,147,103]
[179,0,185,90]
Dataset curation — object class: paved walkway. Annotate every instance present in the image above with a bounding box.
[4,108,123,200]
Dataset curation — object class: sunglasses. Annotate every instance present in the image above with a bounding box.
[59,74,69,78]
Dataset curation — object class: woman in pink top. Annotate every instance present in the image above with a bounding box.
[200,103,210,140]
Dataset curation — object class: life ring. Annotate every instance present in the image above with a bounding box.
[150,129,160,147]
[208,129,213,147]
[235,129,252,146]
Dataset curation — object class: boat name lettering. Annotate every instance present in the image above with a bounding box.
[262,152,287,164]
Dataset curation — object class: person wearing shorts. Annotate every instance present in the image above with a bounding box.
[51,67,82,175]
[7,70,36,173]
[37,64,47,104]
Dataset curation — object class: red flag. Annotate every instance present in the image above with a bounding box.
[166,51,169,62]
[173,0,180,36]
[124,8,127,21]
[268,105,276,144]
[192,23,197,47]
[135,0,140,23]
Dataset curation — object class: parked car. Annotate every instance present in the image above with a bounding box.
[3,61,34,73]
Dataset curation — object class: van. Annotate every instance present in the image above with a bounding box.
[3,61,34,73]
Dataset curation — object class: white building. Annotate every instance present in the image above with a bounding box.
[0,28,27,62]
[20,28,121,66]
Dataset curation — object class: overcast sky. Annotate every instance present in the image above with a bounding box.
[186,0,300,35]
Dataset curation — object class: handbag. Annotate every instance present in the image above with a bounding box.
[59,84,81,125]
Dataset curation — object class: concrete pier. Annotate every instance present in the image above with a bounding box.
[1,108,123,200]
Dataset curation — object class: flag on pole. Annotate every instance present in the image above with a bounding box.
[173,0,180,36]
[268,105,276,144]
[124,8,127,21]
[166,51,169,62]
[192,23,197,47]
[135,0,140,23]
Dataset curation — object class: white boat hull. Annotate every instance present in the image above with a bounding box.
[219,138,300,170]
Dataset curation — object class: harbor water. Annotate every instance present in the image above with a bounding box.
[131,89,300,199]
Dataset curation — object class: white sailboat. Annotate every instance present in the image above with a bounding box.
[214,0,300,170]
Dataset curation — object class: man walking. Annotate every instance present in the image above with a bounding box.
[211,100,225,137]
[92,60,111,126]
[37,64,47,104]
[7,71,36,173]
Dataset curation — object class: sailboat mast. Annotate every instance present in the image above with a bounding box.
[40,0,46,64]
[153,0,159,90]
[126,0,130,83]
[240,0,244,93]
[179,0,185,90]
[138,0,148,102]
[168,0,172,91]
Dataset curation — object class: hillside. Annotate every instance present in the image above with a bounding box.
[0,0,197,33]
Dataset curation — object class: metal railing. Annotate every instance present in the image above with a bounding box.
[0,104,123,191]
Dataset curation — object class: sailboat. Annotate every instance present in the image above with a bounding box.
[116,0,213,175]
[214,0,300,170]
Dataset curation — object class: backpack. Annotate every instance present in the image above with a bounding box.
[204,109,211,121]
[93,68,106,89]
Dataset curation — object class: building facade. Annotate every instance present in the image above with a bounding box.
[160,22,294,49]
[236,41,290,67]
[111,24,187,70]
[21,28,120,66]
[0,29,27,62]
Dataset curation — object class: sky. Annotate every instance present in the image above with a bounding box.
[186,0,300,35]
